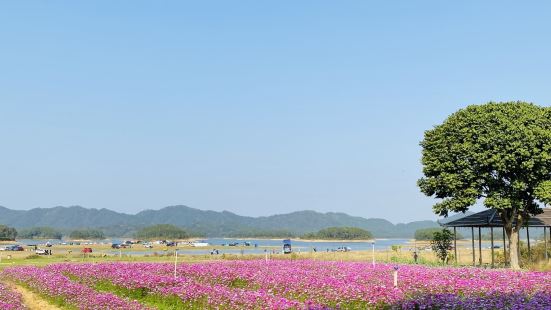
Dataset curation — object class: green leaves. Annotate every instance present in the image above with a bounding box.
[432,196,476,217]
[135,224,189,239]
[419,101,551,216]
[430,228,454,263]
[69,229,105,239]
[415,227,463,240]
[0,224,18,241]
[535,181,551,205]
[303,226,373,240]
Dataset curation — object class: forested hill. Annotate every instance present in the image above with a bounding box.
[0,205,442,238]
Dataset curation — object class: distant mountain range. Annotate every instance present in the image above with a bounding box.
[0,205,469,238]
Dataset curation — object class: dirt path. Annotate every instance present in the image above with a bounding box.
[8,283,62,310]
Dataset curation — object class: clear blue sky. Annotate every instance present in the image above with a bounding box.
[1,2,550,222]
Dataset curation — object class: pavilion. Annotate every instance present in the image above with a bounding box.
[441,208,551,267]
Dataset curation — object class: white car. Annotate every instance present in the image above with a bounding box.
[35,249,47,255]
[336,246,352,252]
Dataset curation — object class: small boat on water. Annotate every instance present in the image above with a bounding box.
[191,241,209,247]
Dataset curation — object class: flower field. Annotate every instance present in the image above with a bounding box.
[1,260,550,309]
[0,282,26,310]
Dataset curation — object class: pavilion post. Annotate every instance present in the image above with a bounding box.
[549,226,551,260]
[478,227,482,266]
[490,227,494,268]
[471,227,475,266]
[502,227,507,267]
[545,227,548,261]
[526,226,531,261]
[453,227,457,264]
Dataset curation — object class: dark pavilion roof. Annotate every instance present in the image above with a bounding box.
[441,208,551,228]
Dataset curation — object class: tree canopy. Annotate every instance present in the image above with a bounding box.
[0,225,17,241]
[303,226,373,240]
[18,227,63,239]
[418,101,551,268]
[135,224,189,240]
[69,229,105,240]
[430,229,454,264]
[415,227,463,240]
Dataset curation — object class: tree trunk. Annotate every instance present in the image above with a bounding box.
[508,227,521,270]
[502,210,523,270]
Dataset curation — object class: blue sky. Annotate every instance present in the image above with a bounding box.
[1,2,550,222]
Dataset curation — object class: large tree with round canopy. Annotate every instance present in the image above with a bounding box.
[418,101,551,269]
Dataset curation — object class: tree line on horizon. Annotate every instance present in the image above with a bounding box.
[1,224,377,241]
[12,223,533,242]
[0,225,17,241]
[0,226,105,241]
[0,205,442,238]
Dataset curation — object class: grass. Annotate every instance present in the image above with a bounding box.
[527,260,551,271]
[8,280,76,310]
[1,239,549,271]
[92,280,205,310]
[228,277,249,289]
[0,252,217,270]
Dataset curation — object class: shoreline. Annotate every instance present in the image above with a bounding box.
[10,237,423,244]
[212,237,412,243]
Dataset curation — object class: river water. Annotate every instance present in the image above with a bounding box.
[14,238,420,255]
[12,237,506,256]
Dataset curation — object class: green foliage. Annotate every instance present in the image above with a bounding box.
[419,102,551,268]
[495,240,551,267]
[0,225,17,241]
[391,245,402,252]
[25,254,42,259]
[418,101,551,216]
[69,229,105,240]
[15,282,78,310]
[430,229,454,264]
[93,280,190,310]
[18,226,63,239]
[415,227,463,240]
[226,229,296,238]
[303,226,373,240]
[229,278,249,289]
[135,224,189,240]
[535,180,551,205]
[522,241,551,265]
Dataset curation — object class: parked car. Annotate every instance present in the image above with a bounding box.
[336,246,352,252]
[6,245,24,251]
[111,243,121,249]
[35,249,48,255]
